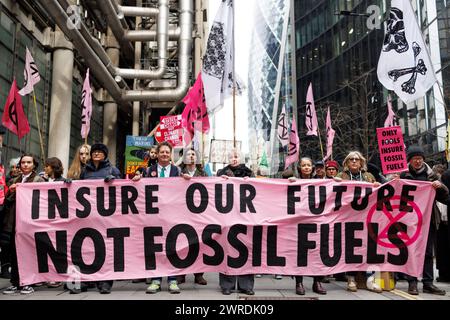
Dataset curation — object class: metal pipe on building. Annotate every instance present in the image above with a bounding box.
[122,0,193,101]
[114,0,170,80]
[132,0,143,136]
[99,0,134,58]
[40,0,126,106]
[117,5,159,17]
[124,28,181,41]
[56,0,124,86]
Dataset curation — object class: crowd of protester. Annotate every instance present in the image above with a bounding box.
[0,134,449,297]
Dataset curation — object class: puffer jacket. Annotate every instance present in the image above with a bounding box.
[80,159,121,180]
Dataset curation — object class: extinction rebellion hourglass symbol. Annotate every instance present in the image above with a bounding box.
[366,195,423,249]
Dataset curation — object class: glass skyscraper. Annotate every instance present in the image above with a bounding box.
[247,0,292,173]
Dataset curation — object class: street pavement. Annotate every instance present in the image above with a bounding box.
[0,272,449,300]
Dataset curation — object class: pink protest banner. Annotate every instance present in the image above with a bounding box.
[377,126,408,175]
[16,178,434,285]
[155,115,183,146]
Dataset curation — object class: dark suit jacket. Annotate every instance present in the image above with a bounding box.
[146,163,180,178]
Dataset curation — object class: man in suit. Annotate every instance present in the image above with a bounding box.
[145,141,180,178]
[135,141,182,294]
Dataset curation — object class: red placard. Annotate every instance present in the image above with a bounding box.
[377,126,408,175]
[155,115,183,147]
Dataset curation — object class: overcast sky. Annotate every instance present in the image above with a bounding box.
[207,0,256,154]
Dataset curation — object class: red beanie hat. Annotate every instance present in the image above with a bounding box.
[325,160,339,169]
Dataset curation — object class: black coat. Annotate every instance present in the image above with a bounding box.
[80,159,121,180]
[400,163,449,228]
[217,164,254,178]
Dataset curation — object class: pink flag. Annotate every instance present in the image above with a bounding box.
[323,106,336,161]
[81,69,92,139]
[285,117,300,169]
[19,47,40,96]
[277,104,289,147]
[384,95,397,127]
[2,79,30,140]
[182,73,210,146]
[305,83,318,136]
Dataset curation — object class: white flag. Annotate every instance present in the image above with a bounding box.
[377,0,437,104]
[277,104,289,147]
[81,69,92,139]
[19,47,40,96]
[305,83,318,136]
[201,0,243,114]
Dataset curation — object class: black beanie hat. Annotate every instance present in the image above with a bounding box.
[407,145,425,162]
[90,143,108,158]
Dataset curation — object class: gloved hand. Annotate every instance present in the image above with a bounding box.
[104,175,115,183]
[64,178,72,184]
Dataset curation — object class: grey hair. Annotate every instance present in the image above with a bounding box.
[9,157,20,168]
[228,148,244,164]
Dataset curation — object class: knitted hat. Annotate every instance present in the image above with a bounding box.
[314,160,325,167]
[407,145,425,162]
[90,143,108,158]
[325,160,339,169]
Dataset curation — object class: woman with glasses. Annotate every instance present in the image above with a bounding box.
[337,151,382,293]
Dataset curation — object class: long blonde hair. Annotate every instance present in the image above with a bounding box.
[67,144,91,179]
[342,151,367,172]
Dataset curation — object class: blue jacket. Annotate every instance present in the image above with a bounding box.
[145,163,180,178]
[80,159,121,180]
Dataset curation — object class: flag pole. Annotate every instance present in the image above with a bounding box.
[317,125,324,160]
[232,1,236,148]
[32,91,45,164]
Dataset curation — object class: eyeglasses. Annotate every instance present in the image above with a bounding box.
[348,157,360,162]
[92,151,104,155]
[326,168,337,171]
